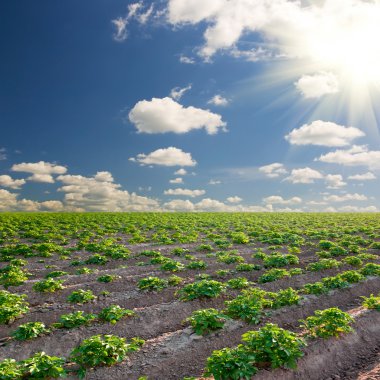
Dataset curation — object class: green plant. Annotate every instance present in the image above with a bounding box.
[205,345,257,380]
[186,308,230,335]
[258,268,290,283]
[160,259,185,272]
[225,289,266,324]
[85,254,108,265]
[98,305,135,324]
[0,290,29,324]
[241,323,305,369]
[76,267,95,275]
[235,263,260,272]
[70,335,144,371]
[343,256,363,267]
[301,307,354,338]
[67,289,96,304]
[45,271,68,279]
[167,275,183,286]
[0,266,29,288]
[360,263,380,276]
[12,322,48,341]
[227,277,251,289]
[138,276,167,291]
[21,352,66,378]
[339,270,364,283]
[263,254,299,268]
[58,311,97,328]
[307,259,340,271]
[186,260,207,270]
[322,275,349,290]
[302,282,328,295]
[230,232,250,244]
[177,279,225,301]
[289,268,303,276]
[97,274,121,283]
[0,358,23,380]
[33,278,64,293]
[268,288,300,309]
[361,294,380,310]
[217,252,245,264]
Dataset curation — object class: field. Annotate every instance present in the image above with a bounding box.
[0,212,379,380]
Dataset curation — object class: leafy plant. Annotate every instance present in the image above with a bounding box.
[360,263,380,276]
[177,279,225,301]
[0,290,29,324]
[259,268,290,283]
[98,305,135,324]
[67,289,96,304]
[186,308,230,335]
[12,322,49,341]
[97,274,121,283]
[160,259,185,272]
[235,263,260,272]
[268,288,300,309]
[85,254,108,265]
[227,277,251,289]
[0,266,29,288]
[33,278,64,293]
[138,276,167,291]
[205,345,257,380]
[21,352,66,379]
[58,311,97,328]
[167,275,183,286]
[186,260,207,270]
[241,323,305,369]
[361,294,380,311]
[307,259,340,271]
[301,307,354,338]
[0,358,23,380]
[45,271,68,279]
[263,254,299,268]
[302,282,328,295]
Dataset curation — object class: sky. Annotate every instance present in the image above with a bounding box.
[1,0,380,212]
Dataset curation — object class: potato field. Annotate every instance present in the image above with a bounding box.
[0,213,379,379]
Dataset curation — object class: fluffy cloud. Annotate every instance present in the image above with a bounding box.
[0,175,26,189]
[285,168,323,184]
[317,145,380,169]
[263,195,302,205]
[348,172,376,181]
[226,196,242,203]
[179,55,195,64]
[175,168,187,176]
[0,148,6,161]
[285,121,364,147]
[209,179,221,185]
[325,174,346,189]
[208,95,229,106]
[57,172,159,212]
[169,177,184,184]
[164,199,195,211]
[259,163,287,178]
[323,193,368,203]
[170,84,192,101]
[295,72,339,99]
[129,97,226,135]
[338,205,378,212]
[130,147,196,167]
[11,161,67,183]
[164,188,205,197]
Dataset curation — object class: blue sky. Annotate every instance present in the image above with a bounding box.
[1,0,380,212]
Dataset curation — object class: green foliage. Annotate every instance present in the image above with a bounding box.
[75,267,95,275]
[70,335,144,370]
[227,277,251,289]
[301,307,354,338]
[167,275,183,286]
[322,275,349,290]
[98,305,135,324]
[307,258,340,271]
[339,270,364,283]
[186,260,207,270]
[205,346,257,380]
[138,276,167,291]
[21,352,66,379]
[259,268,290,283]
[12,322,48,341]
[268,288,300,309]
[97,274,120,283]
[289,268,303,276]
[0,290,29,324]
[263,254,299,268]
[217,252,245,264]
[0,358,23,380]
[177,279,225,301]
[241,323,305,369]
[198,244,213,251]
[0,266,29,288]
[230,232,250,244]
[225,288,266,324]
[85,254,108,265]
[160,259,185,272]
[186,308,230,335]
[67,289,96,304]
[58,311,97,329]
[361,294,380,310]
[45,271,68,279]
[360,263,380,276]
[302,282,328,295]
[235,263,260,272]
[33,278,64,293]
[343,256,363,267]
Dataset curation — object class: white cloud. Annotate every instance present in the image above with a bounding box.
[179,55,195,64]
[208,179,221,185]
[12,161,67,175]
[0,175,26,189]
[226,196,242,203]
[348,172,376,181]
[170,84,192,101]
[338,205,378,212]
[208,95,229,106]
[57,172,159,212]
[169,177,183,184]
[317,145,380,169]
[129,97,226,135]
[263,195,302,205]
[40,200,65,211]
[130,147,196,167]
[285,121,364,147]
[164,188,205,197]
[259,163,287,178]
[0,148,6,161]
[295,72,339,99]
[164,199,195,211]
[28,174,55,183]
[285,167,323,184]
[323,193,368,203]
[174,168,187,176]
[112,17,129,42]
[325,174,346,189]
